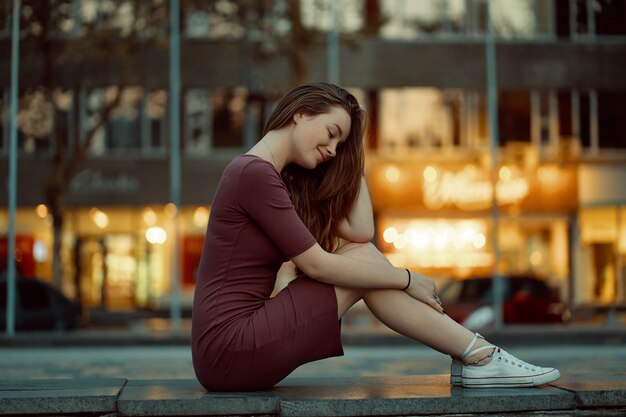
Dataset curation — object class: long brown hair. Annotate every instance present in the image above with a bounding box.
[263,83,366,252]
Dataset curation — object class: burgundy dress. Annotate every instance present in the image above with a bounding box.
[192,155,344,391]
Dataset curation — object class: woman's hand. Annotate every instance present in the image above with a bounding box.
[404,270,445,314]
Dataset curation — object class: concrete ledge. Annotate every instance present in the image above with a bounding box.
[0,378,125,416]
[117,379,279,416]
[1,374,625,416]
[276,375,574,416]
[555,373,626,408]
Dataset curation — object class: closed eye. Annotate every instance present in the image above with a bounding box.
[327,129,333,139]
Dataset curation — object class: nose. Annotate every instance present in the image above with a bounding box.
[326,144,337,158]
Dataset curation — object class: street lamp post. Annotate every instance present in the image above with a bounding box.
[5,0,21,337]
[169,0,182,330]
[327,1,339,84]
[485,0,504,329]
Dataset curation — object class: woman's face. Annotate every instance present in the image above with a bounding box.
[291,105,351,169]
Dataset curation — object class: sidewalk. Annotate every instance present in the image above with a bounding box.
[1,373,625,416]
[1,319,626,347]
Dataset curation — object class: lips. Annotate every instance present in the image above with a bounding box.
[317,148,326,162]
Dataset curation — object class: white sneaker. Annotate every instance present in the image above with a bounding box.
[450,332,487,386]
[450,359,463,386]
[461,347,561,388]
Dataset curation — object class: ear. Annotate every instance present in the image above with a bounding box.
[293,112,303,123]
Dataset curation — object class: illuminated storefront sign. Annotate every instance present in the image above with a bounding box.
[70,169,140,195]
[423,165,529,210]
[368,158,576,214]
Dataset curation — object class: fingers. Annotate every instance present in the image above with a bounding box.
[405,270,445,314]
[427,297,445,314]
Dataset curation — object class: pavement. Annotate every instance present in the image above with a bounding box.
[2,312,626,416]
[1,373,625,416]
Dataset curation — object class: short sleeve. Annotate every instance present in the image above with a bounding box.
[237,159,317,259]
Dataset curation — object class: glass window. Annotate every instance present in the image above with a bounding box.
[146,90,167,150]
[594,0,626,36]
[183,0,244,39]
[491,0,539,38]
[301,0,363,33]
[380,0,467,39]
[0,0,11,36]
[0,90,5,152]
[52,89,74,151]
[17,90,54,154]
[82,87,164,155]
[106,87,142,151]
[598,92,626,149]
[558,91,573,138]
[83,88,108,155]
[578,91,591,148]
[380,88,458,151]
[499,91,531,144]
[212,88,246,149]
[184,89,212,154]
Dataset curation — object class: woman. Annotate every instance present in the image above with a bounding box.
[191,82,560,392]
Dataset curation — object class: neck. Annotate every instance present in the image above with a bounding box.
[259,127,292,171]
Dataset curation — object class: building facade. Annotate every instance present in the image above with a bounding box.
[1,0,625,313]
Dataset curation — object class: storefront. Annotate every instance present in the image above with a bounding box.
[366,153,578,297]
[0,205,209,311]
[577,164,626,305]
[0,157,228,312]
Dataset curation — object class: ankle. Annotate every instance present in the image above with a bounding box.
[464,349,495,366]
[463,339,495,365]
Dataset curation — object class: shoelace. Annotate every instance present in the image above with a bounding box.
[496,349,538,372]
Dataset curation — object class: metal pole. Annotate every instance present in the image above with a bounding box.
[485,0,504,329]
[169,0,181,330]
[6,0,21,337]
[327,1,339,84]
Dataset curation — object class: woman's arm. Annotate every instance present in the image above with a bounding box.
[292,243,444,313]
[336,176,375,242]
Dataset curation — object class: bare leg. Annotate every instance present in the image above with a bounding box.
[334,242,492,361]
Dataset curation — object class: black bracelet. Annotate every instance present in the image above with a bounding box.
[402,269,411,290]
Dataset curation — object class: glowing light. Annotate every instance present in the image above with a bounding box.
[462,226,476,243]
[90,208,109,229]
[33,240,48,262]
[194,207,210,228]
[537,166,560,184]
[434,233,447,249]
[384,166,400,183]
[143,208,157,226]
[380,219,490,268]
[423,166,438,183]
[146,226,167,245]
[393,234,407,249]
[383,227,399,243]
[165,203,178,218]
[530,250,543,266]
[499,166,512,181]
[35,204,48,218]
[472,233,486,249]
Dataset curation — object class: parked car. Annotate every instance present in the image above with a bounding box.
[439,275,569,329]
[0,274,83,331]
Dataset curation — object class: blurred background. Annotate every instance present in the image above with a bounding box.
[1,0,625,336]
